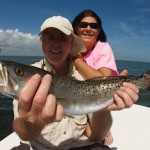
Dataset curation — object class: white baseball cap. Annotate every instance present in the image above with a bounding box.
[39,16,86,57]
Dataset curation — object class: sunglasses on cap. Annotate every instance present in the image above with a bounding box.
[78,22,99,29]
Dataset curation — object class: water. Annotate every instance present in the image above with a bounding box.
[0,56,150,141]
[116,60,150,107]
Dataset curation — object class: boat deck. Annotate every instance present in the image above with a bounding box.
[0,104,150,150]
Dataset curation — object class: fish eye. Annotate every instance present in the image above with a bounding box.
[15,67,24,76]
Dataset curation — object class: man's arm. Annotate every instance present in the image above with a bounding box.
[85,110,112,142]
[13,117,45,141]
[13,74,64,141]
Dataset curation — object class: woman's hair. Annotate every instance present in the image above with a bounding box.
[72,9,107,42]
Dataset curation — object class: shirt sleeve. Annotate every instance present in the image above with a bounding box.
[93,43,118,75]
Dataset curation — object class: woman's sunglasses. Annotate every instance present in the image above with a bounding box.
[78,22,99,29]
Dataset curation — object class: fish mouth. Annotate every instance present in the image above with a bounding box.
[0,61,19,99]
[0,62,7,91]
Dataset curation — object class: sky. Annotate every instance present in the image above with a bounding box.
[0,0,150,62]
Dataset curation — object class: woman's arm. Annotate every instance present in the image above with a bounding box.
[73,54,112,79]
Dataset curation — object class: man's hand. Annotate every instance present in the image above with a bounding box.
[18,74,64,125]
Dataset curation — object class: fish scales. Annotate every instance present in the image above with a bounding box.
[0,60,150,115]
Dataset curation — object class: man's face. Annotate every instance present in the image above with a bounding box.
[41,28,73,65]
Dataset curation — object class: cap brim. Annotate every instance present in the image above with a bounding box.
[39,25,71,35]
[69,34,86,57]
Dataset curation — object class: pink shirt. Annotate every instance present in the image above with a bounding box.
[83,41,119,76]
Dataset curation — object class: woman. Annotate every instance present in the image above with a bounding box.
[72,9,119,79]
[72,9,120,145]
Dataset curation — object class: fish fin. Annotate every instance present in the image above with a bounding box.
[86,75,135,81]
[87,76,106,80]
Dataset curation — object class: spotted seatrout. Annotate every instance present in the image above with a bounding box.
[0,60,150,115]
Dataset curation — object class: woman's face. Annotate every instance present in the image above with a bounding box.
[76,16,100,47]
[41,28,73,66]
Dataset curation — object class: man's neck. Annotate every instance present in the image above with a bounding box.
[52,60,70,76]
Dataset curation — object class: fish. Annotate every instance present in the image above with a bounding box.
[0,60,150,115]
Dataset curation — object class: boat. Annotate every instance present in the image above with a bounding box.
[110,104,150,150]
[0,104,150,150]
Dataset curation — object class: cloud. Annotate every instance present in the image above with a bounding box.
[119,22,131,33]
[0,29,42,56]
[137,8,150,12]
[141,29,150,34]
[132,0,149,4]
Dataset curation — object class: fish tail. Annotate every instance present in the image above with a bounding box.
[139,70,150,91]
